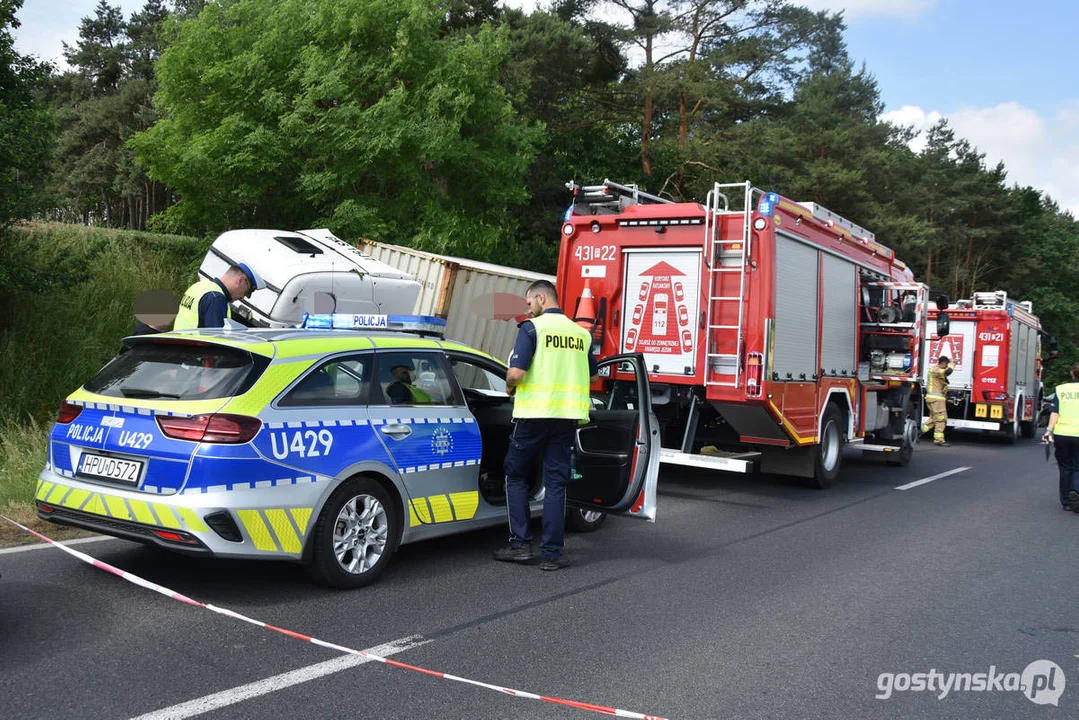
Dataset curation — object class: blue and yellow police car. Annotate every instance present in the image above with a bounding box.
[35,314,659,587]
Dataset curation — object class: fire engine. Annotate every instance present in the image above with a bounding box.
[923,291,1048,441]
[559,180,946,488]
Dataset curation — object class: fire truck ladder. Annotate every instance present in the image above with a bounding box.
[704,182,758,388]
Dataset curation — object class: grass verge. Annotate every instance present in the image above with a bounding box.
[0,418,97,547]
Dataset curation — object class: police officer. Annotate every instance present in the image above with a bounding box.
[386,364,433,404]
[1044,361,1079,512]
[923,355,953,446]
[174,263,264,330]
[494,279,598,571]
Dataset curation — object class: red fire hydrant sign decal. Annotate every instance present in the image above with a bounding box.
[622,250,701,375]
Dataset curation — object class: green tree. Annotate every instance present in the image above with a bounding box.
[0,0,53,227]
[0,0,56,305]
[46,0,172,229]
[132,0,542,260]
[596,0,839,184]
[62,0,125,93]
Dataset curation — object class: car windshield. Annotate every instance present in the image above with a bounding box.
[84,342,267,401]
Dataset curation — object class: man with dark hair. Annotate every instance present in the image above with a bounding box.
[923,355,953,446]
[174,263,264,330]
[1044,361,1079,511]
[493,279,598,571]
[386,364,433,405]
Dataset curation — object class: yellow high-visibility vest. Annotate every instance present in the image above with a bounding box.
[1054,381,1079,437]
[513,312,592,421]
[174,279,231,330]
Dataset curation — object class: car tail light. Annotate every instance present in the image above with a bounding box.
[156,413,262,443]
[982,390,1009,402]
[56,401,82,424]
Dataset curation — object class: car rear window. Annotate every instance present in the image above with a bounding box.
[84,342,269,401]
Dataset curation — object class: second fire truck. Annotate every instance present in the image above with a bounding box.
[923,291,1048,441]
[559,179,947,487]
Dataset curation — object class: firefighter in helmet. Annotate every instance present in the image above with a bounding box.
[923,355,953,446]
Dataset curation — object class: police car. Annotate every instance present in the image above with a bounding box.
[35,314,660,588]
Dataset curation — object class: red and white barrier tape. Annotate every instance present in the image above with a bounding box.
[0,516,666,720]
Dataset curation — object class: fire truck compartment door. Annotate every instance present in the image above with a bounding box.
[620,249,702,376]
[924,320,975,389]
[568,353,659,521]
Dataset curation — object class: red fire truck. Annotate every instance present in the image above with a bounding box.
[922,291,1045,441]
[559,180,944,488]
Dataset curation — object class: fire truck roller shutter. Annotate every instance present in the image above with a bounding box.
[820,254,858,377]
[773,234,819,381]
[1009,318,1022,403]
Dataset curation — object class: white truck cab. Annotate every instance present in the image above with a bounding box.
[198,229,422,327]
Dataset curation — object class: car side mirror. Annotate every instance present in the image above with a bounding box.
[936,312,950,338]
[934,293,949,311]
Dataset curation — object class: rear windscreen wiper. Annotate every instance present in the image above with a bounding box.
[119,386,182,399]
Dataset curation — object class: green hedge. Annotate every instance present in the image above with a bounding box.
[0,222,207,424]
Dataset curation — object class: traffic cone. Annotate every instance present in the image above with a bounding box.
[575,282,597,329]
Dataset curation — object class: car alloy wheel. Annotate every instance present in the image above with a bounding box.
[333,494,389,575]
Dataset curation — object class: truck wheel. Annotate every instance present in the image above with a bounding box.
[566,508,607,533]
[305,478,398,589]
[888,404,918,467]
[811,404,844,489]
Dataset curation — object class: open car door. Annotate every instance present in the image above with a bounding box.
[566,353,660,521]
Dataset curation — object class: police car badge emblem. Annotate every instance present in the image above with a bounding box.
[431,427,453,457]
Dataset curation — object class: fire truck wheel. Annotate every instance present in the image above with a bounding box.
[888,404,917,467]
[811,404,844,488]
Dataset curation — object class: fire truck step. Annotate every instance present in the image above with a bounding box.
[708,325,739,330]
[712,268,744,273]
[659,448,759,474]
[847,439,901,453]
[710,296,742,301]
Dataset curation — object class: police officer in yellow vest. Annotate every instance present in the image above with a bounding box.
[923,355,953,446]
[1044,361,1079,512]
[494,280,598,571]
[174,263,264,330]
[386,364,434,405]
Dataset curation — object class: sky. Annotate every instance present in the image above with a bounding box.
[11,0,1079,216]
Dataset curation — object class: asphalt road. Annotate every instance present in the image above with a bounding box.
[2,433,1076,720]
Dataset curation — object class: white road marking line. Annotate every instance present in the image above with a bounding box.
[895,466,971,491]
[0,536,114,554]
[129,635,429,720]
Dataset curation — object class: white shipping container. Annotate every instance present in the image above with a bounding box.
[361,241,556,363]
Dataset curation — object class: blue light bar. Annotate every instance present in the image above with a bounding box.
[757,192,780,217]
[300,313,446,337]
[387,314,447,337]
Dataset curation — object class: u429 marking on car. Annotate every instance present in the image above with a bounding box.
[270,429,334,460]
[117,431,153,450]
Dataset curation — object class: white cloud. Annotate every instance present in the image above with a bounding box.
[882,102,1079,217]
[796,0,938,21]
